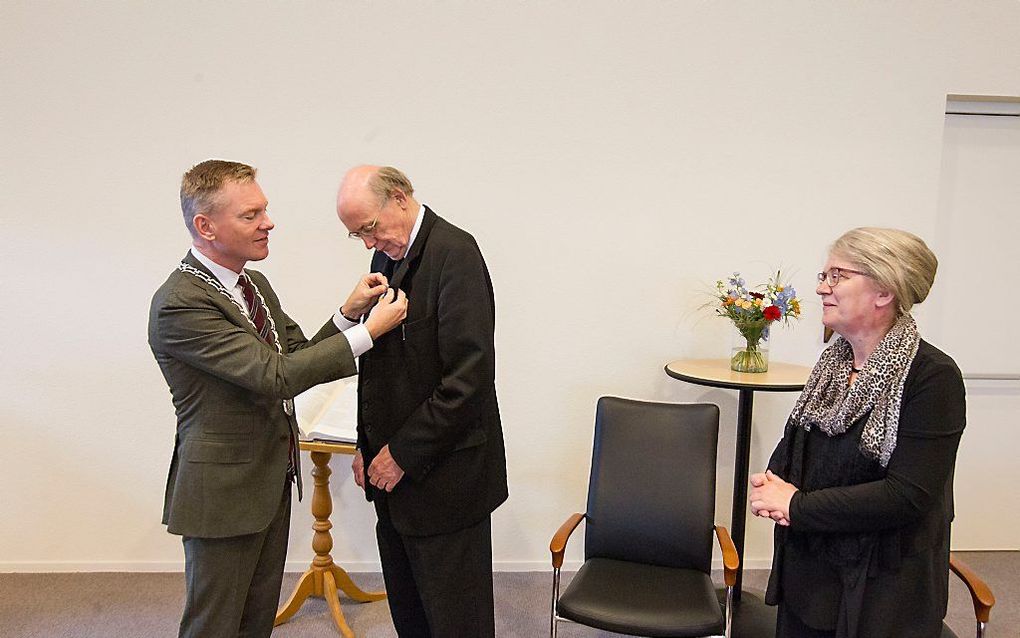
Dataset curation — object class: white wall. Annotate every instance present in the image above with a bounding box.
[2,1,1018,572]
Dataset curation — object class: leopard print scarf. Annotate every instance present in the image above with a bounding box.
[788,313,921,467]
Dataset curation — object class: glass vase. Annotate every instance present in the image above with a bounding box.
[731,320,770,373]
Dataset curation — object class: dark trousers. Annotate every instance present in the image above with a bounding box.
[777,604,837,638]
[179,485,292,638]
[375,498,495,638]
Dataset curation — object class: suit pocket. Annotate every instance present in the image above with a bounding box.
[402,316,440,384]
[370,315,434,360]
[183,438,253,464]
[204,411,255,435]
[403,315,436,338]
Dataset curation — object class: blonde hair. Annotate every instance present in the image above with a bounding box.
[367,166,414,207]
[180,160,257,236]
[831,227,938,315]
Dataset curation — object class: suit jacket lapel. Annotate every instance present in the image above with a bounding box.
[248,271,289,354]
[180,252,261,340]
[390,206,437,290]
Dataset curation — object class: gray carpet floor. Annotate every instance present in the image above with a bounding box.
[0,552,1014,637]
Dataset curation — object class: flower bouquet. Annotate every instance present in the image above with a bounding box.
[714,272,801,373]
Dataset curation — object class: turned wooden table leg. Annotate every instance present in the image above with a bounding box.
[331,564,387,603]
[275,569,315,625]
[323,570,356,638]
[275,449,386,634]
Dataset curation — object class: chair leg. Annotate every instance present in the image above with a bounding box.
[724,585,733,638]
[551,567,560,638]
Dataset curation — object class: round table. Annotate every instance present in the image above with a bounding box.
[665,359,811,601]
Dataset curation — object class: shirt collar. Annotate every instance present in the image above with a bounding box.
[405,203,426,256]
[190,246,242,290]
[378,203,425,262]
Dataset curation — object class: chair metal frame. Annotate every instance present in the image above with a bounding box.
[948,553,995,638]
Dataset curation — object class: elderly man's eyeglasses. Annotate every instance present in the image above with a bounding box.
[817,267,867,287]
[348,216,379,240]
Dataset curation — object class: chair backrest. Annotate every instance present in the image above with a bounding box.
[583,397,719,573]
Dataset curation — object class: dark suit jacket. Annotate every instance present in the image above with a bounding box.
[149,251,357,538]
[358,207,508,537]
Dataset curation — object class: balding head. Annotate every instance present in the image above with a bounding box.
[338,165,415,211]
[337,165,380,214]
[336,165,419,260]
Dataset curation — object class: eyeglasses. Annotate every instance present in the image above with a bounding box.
[817,267,868,287]
[348,215,379,240]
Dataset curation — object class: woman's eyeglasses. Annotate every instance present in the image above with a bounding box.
[817,267,867,287]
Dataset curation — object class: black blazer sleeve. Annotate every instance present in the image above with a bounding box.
[789,354,966,533]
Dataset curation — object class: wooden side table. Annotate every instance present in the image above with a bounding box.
[665,359,811,601]
[275,440,386,637]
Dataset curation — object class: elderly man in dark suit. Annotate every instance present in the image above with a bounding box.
[149,159,407,638]
[336,165,508,637]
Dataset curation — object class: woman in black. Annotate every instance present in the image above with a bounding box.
[749,227,965,638]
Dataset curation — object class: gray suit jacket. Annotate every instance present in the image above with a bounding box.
[149,252,357,538]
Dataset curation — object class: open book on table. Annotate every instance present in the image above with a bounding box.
[294,377,359,444]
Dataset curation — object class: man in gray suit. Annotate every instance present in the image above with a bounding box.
[149,159,407,638]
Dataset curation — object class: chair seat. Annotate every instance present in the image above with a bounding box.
[557,557,724,637]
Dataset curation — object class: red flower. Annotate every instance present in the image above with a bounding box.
[763,305,782,321]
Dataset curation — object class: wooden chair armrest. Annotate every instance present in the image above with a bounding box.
[549,513,585,569]
[715,525,740,587]
[949,553,995,623]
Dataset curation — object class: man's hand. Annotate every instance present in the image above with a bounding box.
[352,450,365,491]
[341,273,389,320]
[364,288,408,339]
[750,470,796,527]
[367,444,405,493]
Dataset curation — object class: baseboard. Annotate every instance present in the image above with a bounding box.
[4,551,1011,573]
[0,561,187,573]
[0,557,776,574]
[481,558,775,572]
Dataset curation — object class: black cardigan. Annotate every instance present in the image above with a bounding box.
[765,340,966,638]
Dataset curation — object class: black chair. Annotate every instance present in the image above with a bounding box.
[549,397,738,638]
[942,554,995,638]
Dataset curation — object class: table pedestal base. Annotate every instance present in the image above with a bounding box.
[274,450,385,637]
[275,562,385,637]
